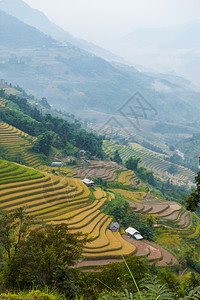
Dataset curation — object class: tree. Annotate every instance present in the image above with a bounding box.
[122,210,140,228]
[40,97,51,109]
[96,256,149,294]
[186,171,200,211]
[125,157,140,171]
[113,150,122,164]
[148,173,155,186]
[0,89,5,98]
[167,164,178,175]
[32,131,54,156]
[137,166,152,181]
[137,222,154,241]
[169,145,175,151]
[95,177,108,188]
[0,209,89,291]
[169,153,183,164]
[0,207,33,260]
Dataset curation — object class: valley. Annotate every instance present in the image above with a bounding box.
[0,1,200,298]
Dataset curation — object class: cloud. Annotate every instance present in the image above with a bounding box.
[152,80,172,93]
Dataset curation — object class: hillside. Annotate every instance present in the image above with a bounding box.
[0,0,121,62]
[1,2,200,297]
[117,20,200,87]
[1,86,200,298]
[0,10,200,124]
[174,133,200,172]
[0,95,197,267]
[0,121,41,167]
[103,139,195,187]
[0,10,57,49]
[0,156,196,267]
[0,90,104,161]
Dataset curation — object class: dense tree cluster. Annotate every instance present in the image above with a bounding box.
[141,140,167,154]
[125,156,153,183]
[186,171,200,211]
[0,93,104,158]
[124,156,190,205]
[125,157,140,171]
[112,150,122,164]
[167,164,178,175]
[0,208,88,298]
[104,195,155,240]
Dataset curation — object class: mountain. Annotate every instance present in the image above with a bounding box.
[120,21,200,49]
[0,0,121,62]
[0,10,58,49]
[0,9,200,124]
[117,21,200,86]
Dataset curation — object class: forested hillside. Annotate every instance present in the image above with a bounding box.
[0,89,104,161]
[1,85,200,299]
[1,0,200,298]
[1,8,200,123]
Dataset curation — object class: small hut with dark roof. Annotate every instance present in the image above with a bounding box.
[110,222,120,232]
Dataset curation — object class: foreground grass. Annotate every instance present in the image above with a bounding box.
[0,289,65,300]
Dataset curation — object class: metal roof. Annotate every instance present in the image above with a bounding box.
[110,222,120,229]
[134,233,143,240]
[82,178,94,184]
[125,227,139,235]
[125,227,143,239]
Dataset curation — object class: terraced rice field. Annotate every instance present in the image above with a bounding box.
[0,86,22,96]
[0,122,41,167]
[103,140,195,186]
[113,188,192,231]
[39,165,76,177]
[74,160,125,181]
[0,97,11,111]
[117,170,139,186]
[0,159,136,261]
[111,189,146,202]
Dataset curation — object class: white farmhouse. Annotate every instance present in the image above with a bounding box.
[51,162,62,167]
[125,227,143,240]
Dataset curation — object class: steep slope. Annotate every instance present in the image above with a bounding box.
[118,21,200,86]
[1,10,200,123]
[0,159,136,260]
[120,22,200,48]
[0,10,57,48]
[0,121,41,167]
[0,0,120,62]
[103,140,195,186]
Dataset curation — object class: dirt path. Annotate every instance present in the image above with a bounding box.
[122,235,178,266]
[147,241,178,266]
[75,258,123,268]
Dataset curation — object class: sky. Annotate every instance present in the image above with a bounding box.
[23,0,200,46]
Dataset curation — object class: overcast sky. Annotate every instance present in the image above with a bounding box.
[23,0,200,46]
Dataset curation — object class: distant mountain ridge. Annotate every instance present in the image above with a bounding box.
[0,10,58,48]
[116,20,200,87]
[120,20,200,49]
[0,0,121,62]
[0,8,200,124]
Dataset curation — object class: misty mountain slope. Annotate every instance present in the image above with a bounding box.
[0,0,121,62]
[0,10,57,48]
[164,22,200,49]
[0,10,200,123]
[117,21,200,86]
[120,20,200,49]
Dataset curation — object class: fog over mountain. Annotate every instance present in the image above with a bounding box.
[111,21,200,87]
[0,0,122,62]
[2,0,199,88]
[0,1,200,125]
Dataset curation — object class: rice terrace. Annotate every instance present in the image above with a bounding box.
[0,117,199,270]
[1,1,200,296]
